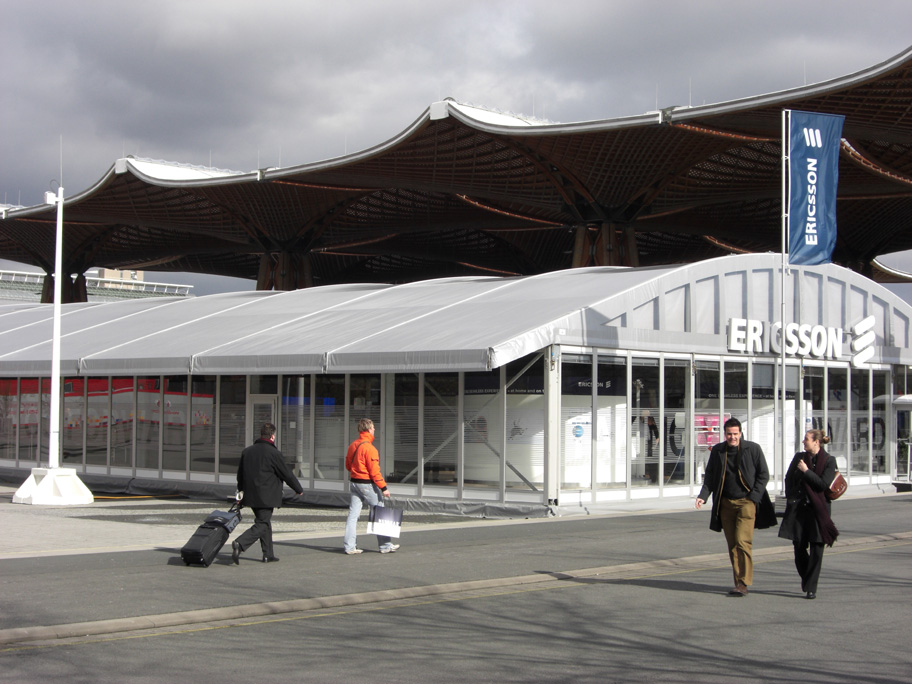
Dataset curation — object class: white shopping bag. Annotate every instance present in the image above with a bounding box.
[366,505,402,538]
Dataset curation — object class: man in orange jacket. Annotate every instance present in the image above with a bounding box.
[343,418,400,554]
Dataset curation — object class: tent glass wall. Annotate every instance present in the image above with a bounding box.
[851,368,870,476]
[111,379,134,469]
[39,378,50,465]
[390,373,419,485]
[751,364,777,462]
[282,375,311,479]
[190,376,216,473]
[18,378,40,465]
[0,379,18,463]
[218,376,246,475]
[314,375,346,481]
[463,369,501,489]
[137,377,161,470]
[785,365,802,462]
[596,355,627,488]
[804,366,825,434]
[663,359,689,486]
[162,375,188,472]
[893,366,907,397]
[873,370,888,474]
[62,377,84,465]
[724,361,748,423]
[828,367,849,472]
[424,373,459,487]
[0,357,900,499]
[632,358,660,486]
[85,377,107,467]
[506,355,545,492]
[561,354,593,490]
[348,374,381,445]
[694,361,721,478]
[387,371,463,489]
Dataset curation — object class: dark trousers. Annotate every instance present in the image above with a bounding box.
[235,507,274,558]
[794,534,825,593]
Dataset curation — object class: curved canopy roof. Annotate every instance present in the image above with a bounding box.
[1,254,909,378]
[2,46,911,289]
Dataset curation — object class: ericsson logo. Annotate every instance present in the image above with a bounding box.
[728,315,877,368]
[851,315,876,367]
[802,127,824,148]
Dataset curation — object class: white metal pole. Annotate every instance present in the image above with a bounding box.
[48,186,64,469]
[780,110,789,488]
[13,178,92,504]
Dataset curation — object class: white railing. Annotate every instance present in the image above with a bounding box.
[0,270,193,299]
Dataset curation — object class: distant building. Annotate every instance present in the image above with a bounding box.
[0,268,192,303]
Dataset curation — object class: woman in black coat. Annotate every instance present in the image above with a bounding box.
[778,429,840,599]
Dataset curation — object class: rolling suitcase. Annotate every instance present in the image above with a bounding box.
[181,503,242,567]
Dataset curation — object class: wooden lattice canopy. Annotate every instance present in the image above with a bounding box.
[2,46,911,300]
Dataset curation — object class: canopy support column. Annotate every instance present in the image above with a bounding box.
[622,227,640,267]
[256,253,275,290]
[257,252,313,291]
[572,223,624,267]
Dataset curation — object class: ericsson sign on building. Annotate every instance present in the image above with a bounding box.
[727,315,876,367]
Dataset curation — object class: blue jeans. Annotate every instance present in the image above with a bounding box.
[344,482,394,551]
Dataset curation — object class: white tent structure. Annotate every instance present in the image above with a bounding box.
[0,265,682,377]
[1,254,909,512]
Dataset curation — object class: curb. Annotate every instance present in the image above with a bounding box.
[4,531,909,647]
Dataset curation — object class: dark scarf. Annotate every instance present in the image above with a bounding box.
[804,449,839,547]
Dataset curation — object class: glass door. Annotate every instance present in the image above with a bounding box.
[896,408,911,483]
[247,395,278,446]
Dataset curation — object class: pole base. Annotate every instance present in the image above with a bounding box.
[13,467,94,505]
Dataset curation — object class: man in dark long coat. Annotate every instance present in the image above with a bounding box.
[695,417,775,596]
[232,423,303,564]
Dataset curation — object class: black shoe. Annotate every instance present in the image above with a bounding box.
[806,591,816,600]
[263,556,280,563]
[231,541,241,565]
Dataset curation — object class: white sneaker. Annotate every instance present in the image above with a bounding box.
[344,548,363,555]
[380,544,400,554]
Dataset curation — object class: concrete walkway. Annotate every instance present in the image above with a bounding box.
[1,483,907,647]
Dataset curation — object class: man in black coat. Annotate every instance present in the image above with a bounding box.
[232,423,303,564]
[695,417,772,596]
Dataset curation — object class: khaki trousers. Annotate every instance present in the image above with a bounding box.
[720,497,756,587]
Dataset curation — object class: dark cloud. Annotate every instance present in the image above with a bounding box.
[5,0,911,202]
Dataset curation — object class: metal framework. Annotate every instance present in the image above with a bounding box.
[2,46,911,301]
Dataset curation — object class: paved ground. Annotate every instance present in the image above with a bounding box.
[0,484,909,682]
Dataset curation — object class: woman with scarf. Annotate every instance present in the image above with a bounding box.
[778,429,840,599]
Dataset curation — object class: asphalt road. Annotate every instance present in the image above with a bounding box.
[0,494,909,683]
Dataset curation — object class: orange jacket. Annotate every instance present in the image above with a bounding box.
[345,431,387,490]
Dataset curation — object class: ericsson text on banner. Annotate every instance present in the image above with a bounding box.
[786,110,845,265]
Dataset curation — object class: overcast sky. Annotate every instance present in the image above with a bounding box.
[2,0,911,296]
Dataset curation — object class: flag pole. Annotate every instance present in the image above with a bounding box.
[780,109,789,491]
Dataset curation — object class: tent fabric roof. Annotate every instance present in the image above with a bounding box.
[0,263,675,376]
[1,253,909,378]
[2,46,912,286]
